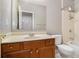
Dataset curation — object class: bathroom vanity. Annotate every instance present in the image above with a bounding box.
[1,35,55,58]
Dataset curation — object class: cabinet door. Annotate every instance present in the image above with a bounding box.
[38,46,55,58]
[1,43,20,53]
[2,50,31,58]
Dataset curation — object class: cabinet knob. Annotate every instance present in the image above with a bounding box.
[48,40,52,44]
[36,50,39,53]
[30,51,33,54]
[9,46,13,49]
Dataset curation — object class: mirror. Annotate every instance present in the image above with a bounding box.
[11,0,47,32]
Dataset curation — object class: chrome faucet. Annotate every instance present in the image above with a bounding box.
[29,32,34,37]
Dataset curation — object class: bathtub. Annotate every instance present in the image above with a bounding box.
[66,41,79,58]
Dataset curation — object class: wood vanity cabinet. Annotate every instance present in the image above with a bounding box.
[1,38,55,58]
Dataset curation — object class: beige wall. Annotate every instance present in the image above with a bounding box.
[74,0,79,45]
[46,0,62,35]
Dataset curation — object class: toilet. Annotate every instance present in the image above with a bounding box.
[54,35,74,58]
[57,44,74,58]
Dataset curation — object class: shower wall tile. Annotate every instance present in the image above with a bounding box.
[62,10,74,43]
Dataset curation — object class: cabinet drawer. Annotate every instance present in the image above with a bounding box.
[24,40,45,49]
[1,43,20,53]
[2,50,31,58]
[45,38,55,46]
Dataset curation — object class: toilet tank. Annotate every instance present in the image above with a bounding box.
[52,35,62,45]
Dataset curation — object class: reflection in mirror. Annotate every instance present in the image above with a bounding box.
[20,12,33,31]
[11,0,46,32]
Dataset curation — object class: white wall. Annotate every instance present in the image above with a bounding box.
[1,0,11,33]
[21,0,47,6]
[46,0,62,34]
[75,0,79,11]
[0,0,2,32]
[0,0,1,54]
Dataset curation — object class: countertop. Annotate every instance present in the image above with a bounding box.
[1,34,55,44]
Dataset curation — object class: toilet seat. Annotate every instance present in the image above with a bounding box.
[57,44,74,56]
